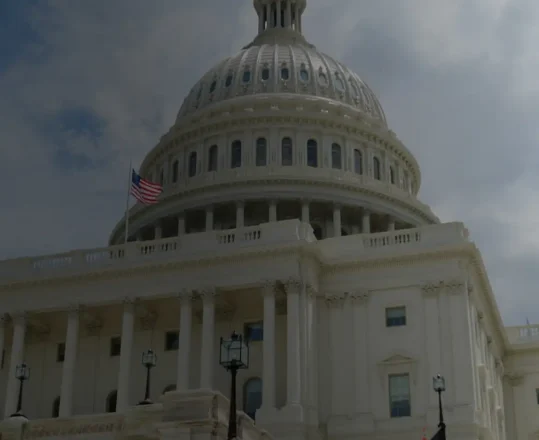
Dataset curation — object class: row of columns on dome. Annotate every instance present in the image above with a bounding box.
[257,0,303,34]
[132,200,409,242]
[2,280,306,419]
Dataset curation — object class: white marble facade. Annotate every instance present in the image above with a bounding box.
[0,1,538,440]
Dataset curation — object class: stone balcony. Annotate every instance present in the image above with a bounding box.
[0,220,469,287]
[506,325,539,346]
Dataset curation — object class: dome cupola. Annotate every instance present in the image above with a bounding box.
[253,0,307,35]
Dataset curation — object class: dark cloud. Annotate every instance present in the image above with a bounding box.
[1,0,539,325]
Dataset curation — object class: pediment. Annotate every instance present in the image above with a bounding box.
[378,353,416,366]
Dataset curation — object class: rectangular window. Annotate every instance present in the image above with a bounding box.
[244,322,263,342]
[389,374,411,418]
[57,343,66,362]
[386,306,406,327]
[110,336,121,357]
[165,330,180,351]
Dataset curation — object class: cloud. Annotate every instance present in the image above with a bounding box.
[1,0,539,325]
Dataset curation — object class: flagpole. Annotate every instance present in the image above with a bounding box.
[124,160,132,244]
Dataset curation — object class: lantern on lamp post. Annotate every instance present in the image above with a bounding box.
[11,363,30,418]
[138,349,157,405]
[432,374,447,440]
[219,331,249,440]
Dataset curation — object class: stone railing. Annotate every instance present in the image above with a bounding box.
[506,325,539,345]
[0,220,315,284]
[0,221,468,285]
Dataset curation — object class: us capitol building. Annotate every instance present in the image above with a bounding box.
[0,1,537,439]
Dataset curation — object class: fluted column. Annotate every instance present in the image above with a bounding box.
[276,0,281,27]
[269,200,277,222]
[285,280,302,408]
[59,307,80,417]
[285,0,292,28]
[116,299,135,411]
[205,207,214,232]
[176,291,193,390]
[333,205,342,237]
[351,291,370,414]
[200,289,216,389]
[261,282,276,410]
[236,202,245,229]
[362,210,371,233]
[258,7,264,33]
[301,201,310,224]
[4,314,26,417]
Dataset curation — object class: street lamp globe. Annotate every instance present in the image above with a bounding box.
[433,374,446,392]
[142,349,157,368]
[220,331,249,370]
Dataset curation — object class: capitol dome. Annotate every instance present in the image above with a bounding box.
[109,0,439,245]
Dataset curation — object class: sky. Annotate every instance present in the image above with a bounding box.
[1,0,538,326]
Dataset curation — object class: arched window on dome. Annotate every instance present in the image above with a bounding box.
[390,166,396,184]
[188,152,197,177]
[106,390,117,413]
[281,137,293,166]
[172,160,179,183]
[334,73,345,93]
[225,73,234,87]
[373,157,382,180]
[242,69,251,84]
[354,149,363,175]
[209,80,217,94]
[208,145,218,172]
[52,396,60,418]
[331,143,342,169]
[281,66,290,81]
[231,140,242,168]
[307,139,318,167]
[256,138,267,166]
[243,377,262,420]
[300,67,309,82]
[261,66,270,81]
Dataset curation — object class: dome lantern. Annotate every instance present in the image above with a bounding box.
[253,0,307,35]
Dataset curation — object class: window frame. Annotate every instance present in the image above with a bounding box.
[243,377,263,420]
[388,373,411,418]
[281,137,293,166]
[208,145,218,172]
[56,342,66,363]
[331,143,342,169]
[256,137,267,166]
[110,336,121,357]
[244,321,264,342]
[231,140,242,168]
[386,306,407,327]
[354,149,363,175]
[307,139,318,167]
[188,151,197,177]
[165,330,180,351]
[373,156,382,180]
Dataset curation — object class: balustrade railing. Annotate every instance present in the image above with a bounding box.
[0,221,467,284]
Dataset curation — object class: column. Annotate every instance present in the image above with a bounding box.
[205,206,214,232]
[296,4,301,32]
[4,314,26,417]
[261,283,276,410]
[178,214,185,236]
[136,230,143,241]
[155,221,162,240]
[199,289,216,389]
[59,307,80,417]
[258,6,264,33]
[285,280,301,407]
[116,299,135,412]
[362,210,371,233]
[276,0,281,27]
[333,204,342,237]
[176,292,193,390]
[285,0,292,28]
[301,201,310,224]
[269,200,277,222]
[351,292,370,415]
[236,202,245,228]
[388,217,395,231]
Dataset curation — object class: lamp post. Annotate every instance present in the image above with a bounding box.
[433,374,446,439]
[220,331,249,440]
[139,349,157,405]
[11,363,30,418]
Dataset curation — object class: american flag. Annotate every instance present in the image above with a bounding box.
[130,169,162,204]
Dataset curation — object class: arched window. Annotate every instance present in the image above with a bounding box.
[281,67,290,81]
[188,152,197,177]
[373,157,381,180]
[390,166,396,184]
[172,160,179,183]
[243,378,262,420]
[209,80,217,94]
[52,396,60,418]
[256,138,267,166]
[159,168,165,185]
[231,140,242,168]
[208,145,218,172]
[354,149,363,174]
[106,390,117,413]
[331,143,342,169]
[281,137,293,166]
[312,224,323,240]
[163,384,176,394]
[307,139,318,167]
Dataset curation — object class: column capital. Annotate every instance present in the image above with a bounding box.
[122,297,137,307]
[178,289,195,305]
[333,203,342,210]
[283,278,302,295]
[260,280,277,297]
[10,311,27,326]
[66,304,82,317]
[349,289,370,303]
[199,287,218,303]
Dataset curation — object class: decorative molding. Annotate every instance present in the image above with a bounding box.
[505,373,524,387]
[138,308,158,331]
[324,292,347,306]
[283,278,302,295]
[444,279,465,295]
[260,280,278,297]
[198,287,218,303]
[348,289,370,304]
[421,279,465,297]
[421,281,444,297]
[178,289,194,305]
[24,419,123,439]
